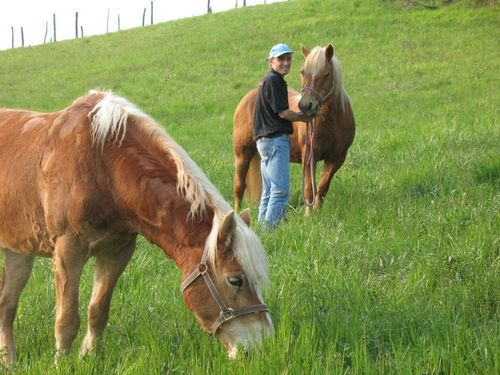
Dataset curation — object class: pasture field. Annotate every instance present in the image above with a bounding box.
[0,0,498,373]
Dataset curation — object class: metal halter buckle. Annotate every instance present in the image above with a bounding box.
[220,308,235,321]
[198,263,208,274]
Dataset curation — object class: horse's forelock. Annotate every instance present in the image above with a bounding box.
[205,210,270,294]
[303,46,329,76]
[232,217,270,293]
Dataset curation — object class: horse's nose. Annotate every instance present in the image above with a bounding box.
[299,100,312,113]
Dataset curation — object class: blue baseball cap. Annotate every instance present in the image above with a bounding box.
[268,43,294,60]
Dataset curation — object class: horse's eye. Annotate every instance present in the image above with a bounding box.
[226,276,244,288]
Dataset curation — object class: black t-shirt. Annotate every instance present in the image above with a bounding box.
[253,69,293,140]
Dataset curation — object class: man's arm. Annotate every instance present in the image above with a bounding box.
[278,109,312,123]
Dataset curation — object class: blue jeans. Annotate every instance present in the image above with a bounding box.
[256,134,290,229]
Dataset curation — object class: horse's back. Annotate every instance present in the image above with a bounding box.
[232,87,301,153]
[0,94,107,256]
[232,89,258,154]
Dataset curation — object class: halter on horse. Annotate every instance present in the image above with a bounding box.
[181,231,269,334]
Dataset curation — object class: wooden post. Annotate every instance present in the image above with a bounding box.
[118,15,121,31]
[44,21,48,44]
[11,26,14,48]
[75,12,79,38]
[21,27,24,47]
[53,13,57,42]
[207,0,212,13]
[106,8,110,33]
[142,8,146,26]
[81,26,84,38]
[150,1,153,25]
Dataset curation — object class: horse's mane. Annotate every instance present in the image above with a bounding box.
[302,46,349,111]
[88,91,269,292]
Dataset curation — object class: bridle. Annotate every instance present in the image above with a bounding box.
[180,244,269,335]
[300,68,335,208]
[300,75,335,106]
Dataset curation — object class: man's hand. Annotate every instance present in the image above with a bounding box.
[278,109,313,123]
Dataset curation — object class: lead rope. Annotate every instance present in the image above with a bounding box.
[302,118,317,208]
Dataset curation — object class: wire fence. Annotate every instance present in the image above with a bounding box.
[7,1,270,49]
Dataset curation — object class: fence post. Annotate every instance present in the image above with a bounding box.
[44,21,48,44]
[106,8,110,33]
[142,8,146,26]
[21,27,24,47]
[151,1,154,25]
[11,26,14,48]
[118,15,121,31]
[75,12,79,38]
[53,13,57,42]
[81,26,84,38]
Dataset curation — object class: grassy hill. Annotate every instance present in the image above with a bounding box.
[0,0,498,373]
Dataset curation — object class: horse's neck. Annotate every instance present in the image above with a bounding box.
[318,94,343,126]
[107,141,212,258]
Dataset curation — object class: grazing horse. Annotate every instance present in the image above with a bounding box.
[233,44,355,215]
[0,91,272,366]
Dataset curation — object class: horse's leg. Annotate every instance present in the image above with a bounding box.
[79,237,136,357]
[233,149,253,212]
[53,235,87,357]
[314,153,347,209]
[0,249,34,368]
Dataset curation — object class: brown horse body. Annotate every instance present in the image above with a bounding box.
[233,45,355,214]
[0,91,271,366]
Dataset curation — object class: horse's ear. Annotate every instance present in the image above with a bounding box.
[301,44,310,57]
[239,208,251,227]
[325,44,335,60]
[218,210,237,247]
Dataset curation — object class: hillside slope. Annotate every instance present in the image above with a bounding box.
[0,0,498,373]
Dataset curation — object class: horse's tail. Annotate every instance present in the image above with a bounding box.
[245,153,262,207]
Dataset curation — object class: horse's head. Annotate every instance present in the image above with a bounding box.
[180,209,273,358]
[299,44,337,117]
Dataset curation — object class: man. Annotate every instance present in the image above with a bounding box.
[253,43,311,229]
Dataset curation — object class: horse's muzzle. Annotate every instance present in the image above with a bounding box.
[299,99,320,117]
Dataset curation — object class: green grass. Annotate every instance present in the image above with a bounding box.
[0,0,498,373]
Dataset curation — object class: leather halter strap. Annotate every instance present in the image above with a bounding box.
[301,84,335,105]
[300,64,336,105]
[180,246,268,335]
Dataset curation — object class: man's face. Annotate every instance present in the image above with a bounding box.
[270,53,293,76]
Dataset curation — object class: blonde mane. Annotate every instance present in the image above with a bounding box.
[89,91,269,292]
[302,46,349,111]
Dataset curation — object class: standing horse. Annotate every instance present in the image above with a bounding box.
[233,44,355,215]
[0,91,272,367]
